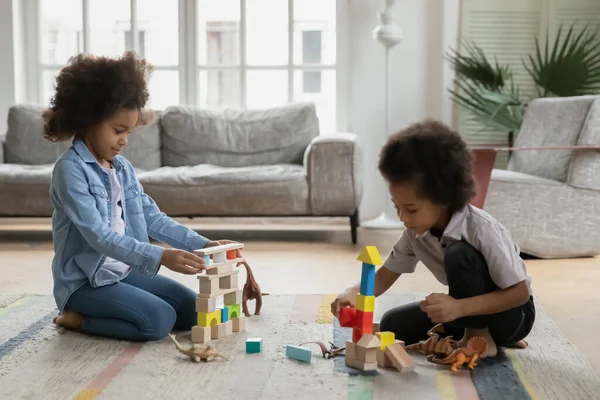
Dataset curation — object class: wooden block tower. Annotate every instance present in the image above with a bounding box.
[344,246,415,372]
[190,243,247,343]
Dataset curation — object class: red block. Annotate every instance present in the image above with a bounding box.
[339,306,357,327]
[355,310,374,332]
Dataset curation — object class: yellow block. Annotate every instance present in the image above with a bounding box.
[197,309,222,327]
[355,294,375,312]
[356,246,383,265]
[376,331,395,350]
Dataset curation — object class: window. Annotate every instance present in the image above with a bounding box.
[33,0,339,133]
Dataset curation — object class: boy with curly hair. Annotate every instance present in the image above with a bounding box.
[331,119,535,357]
[45,51,237,341]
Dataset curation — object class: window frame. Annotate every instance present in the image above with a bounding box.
[24,0,349,132]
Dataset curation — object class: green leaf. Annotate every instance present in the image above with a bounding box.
[445,39,512,90]
[524,21,600,96]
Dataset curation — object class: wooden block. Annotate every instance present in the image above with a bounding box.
[360,263,375,295]
[377,349,394,368]
[356,246,383,265]
[355,310,374,332]
[213,252,226,263]
[232,316,246,332]
[203,255,211,265]
[195,296,217,313]
[220,306,229,322]
[227,304,241,319]
[204,258,244,270]
[224,290,243,305]
[194,243,244,256]
[346,356,378,371]
[385,343,415,373]
[246,338,262,353]
[197,286,239,299]
[352,326,365,343]
[191,326,211,343]
[376,331,395,350]
[357,334,381,349]
[356,294,375,312]
[220,274,238,289]
[206,263,234,275]
[211,319,232,339]
[356,347,377,363]
[199,278,219,295]
[339,306,357,327]
[286,345,312,363]
[345,343,376,371]
[198,269,239,280]
[197,309,222,327]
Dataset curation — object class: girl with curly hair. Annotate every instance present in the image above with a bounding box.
[45,51,236,341]
[331,120,535,358]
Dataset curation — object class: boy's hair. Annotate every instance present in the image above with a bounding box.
[43,51,154,142]
[378,119,476,212]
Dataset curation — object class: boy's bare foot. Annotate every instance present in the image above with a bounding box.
[53,311,84,332]
[506,339,528,349]
[456,327,497,358]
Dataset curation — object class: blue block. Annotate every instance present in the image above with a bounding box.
[360,262,375,295]
[220,306,229,323]
[246,338,262,353]
[203,255,211,265]
[286,345,312,363]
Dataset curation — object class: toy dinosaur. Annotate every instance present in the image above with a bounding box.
[298,341,345,359]
[405,323,458,356]
[168,333,228,362]
[428,336,488,372]
[237,259,268,317]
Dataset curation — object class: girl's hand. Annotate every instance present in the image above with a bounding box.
[160,249,206,275]
[420,293,463,323]
[330,290,357,318]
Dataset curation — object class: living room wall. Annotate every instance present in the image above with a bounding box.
[0,0,460,222]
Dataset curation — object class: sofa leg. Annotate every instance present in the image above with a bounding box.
[350,210,359,244]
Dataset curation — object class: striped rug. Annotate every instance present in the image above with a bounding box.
[1,293,598,400]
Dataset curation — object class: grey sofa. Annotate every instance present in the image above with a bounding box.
[0,103,363,243]
[484,95,600,258]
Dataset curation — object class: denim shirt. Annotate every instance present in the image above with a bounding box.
[50,138,209,311]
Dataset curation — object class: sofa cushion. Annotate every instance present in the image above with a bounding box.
[0,164,54,216]
[490,168,562,186]
[160,103,319,168]
[4,104,162,170]
[507,96,595,182]
[138,164,309,216]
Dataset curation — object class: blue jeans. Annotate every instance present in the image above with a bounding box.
[66,271,197,341]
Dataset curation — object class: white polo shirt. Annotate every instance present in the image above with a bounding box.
[383,204,533,295]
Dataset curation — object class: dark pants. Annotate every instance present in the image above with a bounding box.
[380,241,535,346]
[67,271,197,341]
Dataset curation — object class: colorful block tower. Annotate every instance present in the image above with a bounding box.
[352,246,382,342]
[191,243,247,343]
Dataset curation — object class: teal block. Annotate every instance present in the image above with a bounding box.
[286,345,312,363]
[360,262,375,295]
[203,255,210,265]
[220,306,229,323]
[246,338,262,353]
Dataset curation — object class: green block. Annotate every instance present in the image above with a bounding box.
[246,338,262,353]
[228,304,241,319]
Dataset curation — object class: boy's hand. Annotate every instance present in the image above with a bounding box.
[330,290,357,318]
[161,249,206,275]
[421,293,463,323]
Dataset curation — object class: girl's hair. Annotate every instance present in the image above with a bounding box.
[42,50,154,142]
[378,119,477,212]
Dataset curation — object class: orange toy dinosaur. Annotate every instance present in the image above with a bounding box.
[404,323,457,356]
[427,336,488,372]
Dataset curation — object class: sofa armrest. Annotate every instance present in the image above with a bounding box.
[303,133,363,215]
[0,134,5,164]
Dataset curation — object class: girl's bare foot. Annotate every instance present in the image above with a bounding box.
[53,311,84,332]
[456,327,497,358]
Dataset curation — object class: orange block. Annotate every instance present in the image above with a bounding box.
[226,250,237,259]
